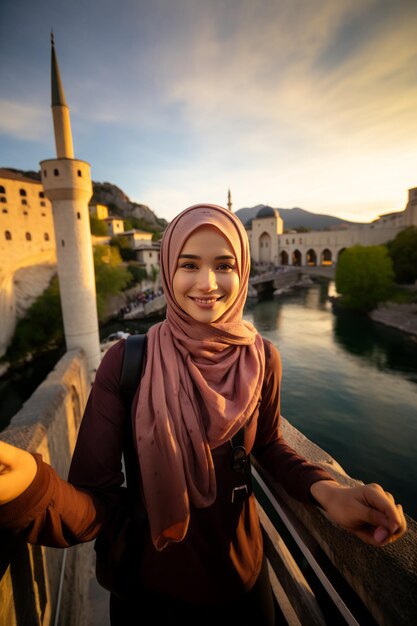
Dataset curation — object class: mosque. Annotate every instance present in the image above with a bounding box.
[245,192,417,268]
[1,35,416,365]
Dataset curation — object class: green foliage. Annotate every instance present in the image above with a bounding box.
[388,285,417,304]
[109,235,137,261]
[387,226,417,284]
[89,215,108,236]
[5,246,132,361]
[127,263,148,285]
[150,265,159,282]
[335,245,394,311]
[5,276,64,362]
[93,246,131,320]
[123,216,163,241]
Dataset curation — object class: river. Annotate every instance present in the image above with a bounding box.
[244,280,417,520]
[1,279,416,518]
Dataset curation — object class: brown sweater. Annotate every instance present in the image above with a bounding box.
[0,338,333,605]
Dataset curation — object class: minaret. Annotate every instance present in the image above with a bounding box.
[227,189,232,212]
[40,34,101,379]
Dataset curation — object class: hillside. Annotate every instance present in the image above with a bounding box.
[235,204,364,231]
[91,181,167,230]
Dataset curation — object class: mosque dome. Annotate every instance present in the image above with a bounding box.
[256,205,280,219]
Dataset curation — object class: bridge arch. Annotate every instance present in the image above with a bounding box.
[292,249,302,266]
[259,231,272,264]
[306,249,317,266]
[321,248,332,265]
[338,248,347,262]
[280,250,289,265]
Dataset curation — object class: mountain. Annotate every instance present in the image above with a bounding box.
[235,205,363,231]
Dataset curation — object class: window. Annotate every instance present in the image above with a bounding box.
[44,233,50,241]
[77,212,81,219]
[0,185,5,193]
[2,208,8,214]
[5,230,12,240]
[61,240,65,247]
[21,199,27,205]
[149,252,152,258]
[19,188,27,196]
[41,212,46,217]
[23,210,28,216]
[77,169,82,177]
[54,169,59,176]
[40,201,46,207]
[39,191,45,198]
[25,232,32,241]
[0,197,6,203]
[43,170,47,177]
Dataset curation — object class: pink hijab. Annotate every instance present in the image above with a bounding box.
[134,204,265,550]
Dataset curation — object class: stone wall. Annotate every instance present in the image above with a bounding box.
[0,349,93,626]
[263,417,417,626]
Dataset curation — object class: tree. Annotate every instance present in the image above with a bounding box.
[387,226,417,284]
[127,263,148,287]
[109,235,137,261]
[93,245,130,320]
[5,276,64,362]
[89,215,108,236]
[335,245,394,311]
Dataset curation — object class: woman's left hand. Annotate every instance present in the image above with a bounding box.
[310,480,407,546]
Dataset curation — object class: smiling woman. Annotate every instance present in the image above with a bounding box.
[172,226,240,323]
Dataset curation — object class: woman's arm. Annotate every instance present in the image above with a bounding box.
[0,440,37,504]
[0,340,130,546]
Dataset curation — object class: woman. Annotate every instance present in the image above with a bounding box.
[0,204,407,625]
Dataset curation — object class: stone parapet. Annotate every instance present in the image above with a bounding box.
[0,349,92,626]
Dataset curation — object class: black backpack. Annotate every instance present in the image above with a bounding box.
[94,334,148,599]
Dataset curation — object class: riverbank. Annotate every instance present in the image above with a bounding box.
[330,296,417,338]
[369,302,417,337]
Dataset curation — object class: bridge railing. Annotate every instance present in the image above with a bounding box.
[252,419,417,626]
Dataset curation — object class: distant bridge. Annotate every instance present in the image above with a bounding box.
[248,265,335,296]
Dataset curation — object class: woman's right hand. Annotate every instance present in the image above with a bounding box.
[0,440,38,505]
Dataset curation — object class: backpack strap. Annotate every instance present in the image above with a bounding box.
[119,334,147,405]
[119,333,147,495]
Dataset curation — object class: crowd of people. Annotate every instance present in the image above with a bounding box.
[118,287,164,317]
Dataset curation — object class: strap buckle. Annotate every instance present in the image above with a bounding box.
[231,484,249,503]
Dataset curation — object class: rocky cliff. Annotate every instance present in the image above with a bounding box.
[92,181,167,229]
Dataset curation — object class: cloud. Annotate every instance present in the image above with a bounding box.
[0,99,50,142]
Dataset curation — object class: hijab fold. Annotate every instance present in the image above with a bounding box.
[134,204,265,551]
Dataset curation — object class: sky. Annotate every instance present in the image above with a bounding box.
[1,0,417,224]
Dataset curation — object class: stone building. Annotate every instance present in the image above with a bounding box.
[103,216,124,236]
[89,202,109,220]
[0,169,57,357]
[246,187,417,267]
[135,243,160,276]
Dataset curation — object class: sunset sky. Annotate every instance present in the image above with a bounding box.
[1,0,417,223]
